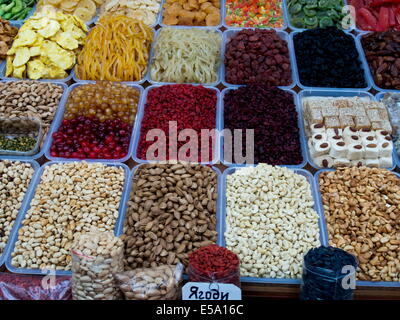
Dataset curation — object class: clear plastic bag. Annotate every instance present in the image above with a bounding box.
[71,231,124,300]
[115,264,184,300]
[0,273,71,300]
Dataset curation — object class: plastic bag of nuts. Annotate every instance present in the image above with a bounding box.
[115,264,184,300]
[71,231,124,300]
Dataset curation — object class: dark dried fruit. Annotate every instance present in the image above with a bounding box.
[223,85,303,165]
[224,29,292,86]
[361,31,400,90]
[293,27,367,88]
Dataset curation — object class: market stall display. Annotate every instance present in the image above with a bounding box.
[5,11,87,80]
[9,161,127,272]
[318,167,400,282]
[224,29,292,87]
[302,95,394,168]
[224,164,321,280]
[0,0,35,21]
[75,15,153,82]
[0,18,18,60]
[49,82,140,160]
[150,27,221,84]
[121,163,218,269]
[223,85,304,166]
[224,0,284,28]
[360,31,400,91]
[0,0,399,301]
[293,27,368,89]
[99,0,161,25]
[287,0,347,30]
[36,0,101,22]
[162,0,220,26]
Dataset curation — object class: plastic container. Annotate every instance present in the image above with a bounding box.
[300,246,358,300]
[298,89,397,171]
[290,30,372,91]
[0,158,39,268]
[147,27,223,87]
[218,166,329,284]
[45,82,144,163]
[159,0,223,29]
[220,87,308,168]
[72,24,156,85]
[314,168,400,288]
[116,163,223,241]
[222,0,287,30]
[0,116,43,156]
[0,79,69,160]
[131,84,221,165]
[375,91,400,169]
[285,0,354,32]
[356,32,400,94]
[221,28,296,89]
[4,160,132,276]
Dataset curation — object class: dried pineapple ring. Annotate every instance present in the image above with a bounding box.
[60,1,78,10]
[77,0,96,15]
[73,7,93,21]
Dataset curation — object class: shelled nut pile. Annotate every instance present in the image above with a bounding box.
[0,160,35,256]
[319,167,400,282]
[225,164,320,279]
[0,81,64,146]
[115,264,183,300]
[122,163,218,269]
[11,162,126,271]
[72,232,124,300]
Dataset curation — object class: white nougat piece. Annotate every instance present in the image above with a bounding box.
[378,141,393,158]
[350,159,366,167]
[379,157,393,168]
[366,158,380,168]
[313,155,334,168]
[342,126,359,138]
[364,143,379,159]
[313,141,330,156]
[347,143,365,160]
[326,128,342,139]
[333,158,350,167]
[329,141,348,158]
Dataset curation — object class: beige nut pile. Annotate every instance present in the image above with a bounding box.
[122,163,218,269]
[11,161,125,271]
[72,232,124,300]
[319,167,400,282]
[225,164,320,279]
[115,264,183,300]
[0,81,64,147]
[0,160,35,255]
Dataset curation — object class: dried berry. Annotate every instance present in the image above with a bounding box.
[223,85,303,165]
[293,27,367,88]
[224,29,292,86]
[361,31,400,90]
[137,85,217,162]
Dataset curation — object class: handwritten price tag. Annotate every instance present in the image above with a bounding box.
[182,282,242,300]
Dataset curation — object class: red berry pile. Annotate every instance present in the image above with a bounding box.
[137,84,217,162]
[50,116,132,159]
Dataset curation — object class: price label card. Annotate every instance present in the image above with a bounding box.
[182,282,242,300]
